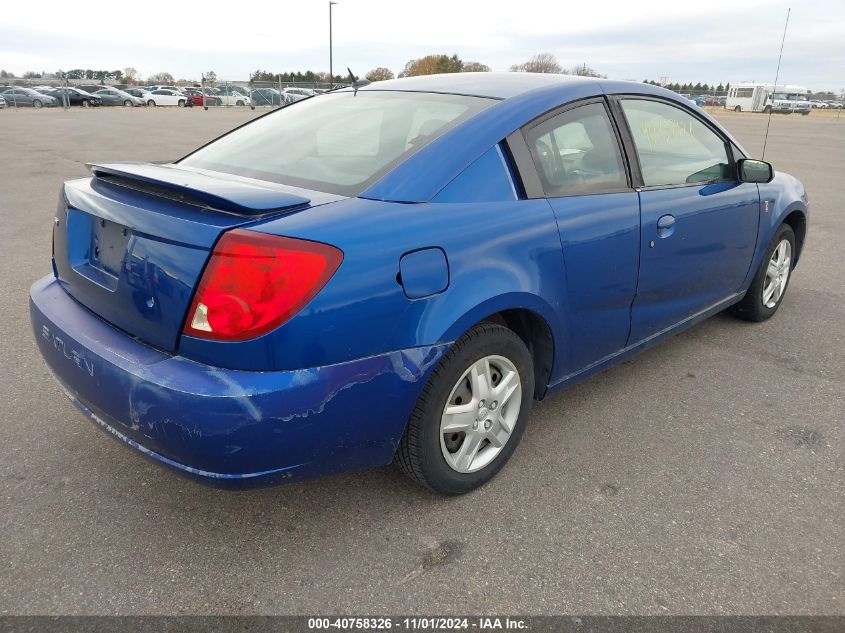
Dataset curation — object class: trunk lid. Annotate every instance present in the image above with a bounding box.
[53,163,341,352]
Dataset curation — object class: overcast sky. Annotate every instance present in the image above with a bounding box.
[2,0,843,91]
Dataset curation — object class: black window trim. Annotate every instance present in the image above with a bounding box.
[607,94,740,191]
[504,96,636,200]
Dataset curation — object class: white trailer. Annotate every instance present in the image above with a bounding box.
[726,83,811,114]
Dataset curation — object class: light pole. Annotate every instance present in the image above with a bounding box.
[329,1,337,89]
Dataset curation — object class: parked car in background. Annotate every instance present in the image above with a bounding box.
[215,86,254,107]
[0,87,58,108]
[182,87,222,107]
[0,95,5,109]
[809,101,828,109]
[31,74,808,494]
[144,89,190,107]
[122,88,151,101]
[250,87,288,106]
[45,88,102,107]
[282,87,316,102]
[94,88,145,107]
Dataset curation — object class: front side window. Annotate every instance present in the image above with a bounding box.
[525,101,627,197]
[620,99,731,187]
[180,91,495,196]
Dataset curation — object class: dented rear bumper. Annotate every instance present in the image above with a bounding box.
[30,275,445,487]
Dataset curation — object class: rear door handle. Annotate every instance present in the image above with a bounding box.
[657,214,676,238]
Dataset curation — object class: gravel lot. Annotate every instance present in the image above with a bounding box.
[0,107,842,615]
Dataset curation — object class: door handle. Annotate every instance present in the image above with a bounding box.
[657,214,676,238]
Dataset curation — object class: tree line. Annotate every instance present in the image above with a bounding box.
[642,79,731,93]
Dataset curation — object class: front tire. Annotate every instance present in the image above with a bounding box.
[177,99,186,107]
[395,323,534,495]
[81,100,90,108]
[236,100,244,107]
[147,100,156,106]
[33,99,43,109]
[123,100,133,107]
[729,224,795,322]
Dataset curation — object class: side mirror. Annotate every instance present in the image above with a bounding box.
[738,158,774,183]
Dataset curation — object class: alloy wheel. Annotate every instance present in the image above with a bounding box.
[762,239,792,308]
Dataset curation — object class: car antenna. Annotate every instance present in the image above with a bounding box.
[762,7,791,160]
[347,67,370,95]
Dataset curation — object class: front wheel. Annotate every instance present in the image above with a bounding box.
[734,105,741,112]
[147,100,156,106]
[123,100,133,107]
[177,99,186,107]
[81,100,90,108]
[33,99,43,109]
[394,323,534,495]
[235,100,244,107]
[729,224,795,322]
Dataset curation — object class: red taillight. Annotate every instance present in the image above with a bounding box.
[184,230,343,341]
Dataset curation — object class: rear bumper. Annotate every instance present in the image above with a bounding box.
[30,275,445,487]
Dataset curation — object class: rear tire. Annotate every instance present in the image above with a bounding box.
[81,100,90,108]
[729,224,795,322]
[147,100,155,106]
[177,99,186,107]
[734,105,741,112]
[33,99,43,109]
[123,100,133,107]
[394,323,534,495]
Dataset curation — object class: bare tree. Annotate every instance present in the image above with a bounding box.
[510,53,562,74]
[147,71,174,84]
[461,61,491,73]
[564,63,606,78]
[366,67,395,82]
[123,67,138,84]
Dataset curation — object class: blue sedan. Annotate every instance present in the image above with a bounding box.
[30,73,808,494]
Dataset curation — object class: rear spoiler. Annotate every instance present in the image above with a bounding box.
[88,162,310,216]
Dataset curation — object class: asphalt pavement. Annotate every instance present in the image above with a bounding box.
[0,106,842,615]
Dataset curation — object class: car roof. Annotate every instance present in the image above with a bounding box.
[357,72,601,99]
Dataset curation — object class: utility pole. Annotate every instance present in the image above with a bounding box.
[329,1,337,89]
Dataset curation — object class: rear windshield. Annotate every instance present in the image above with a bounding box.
[179,90,496,196]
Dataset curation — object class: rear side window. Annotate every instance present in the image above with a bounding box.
[525,102,628,197]
[179,91,495,196]
[620,99,732,187]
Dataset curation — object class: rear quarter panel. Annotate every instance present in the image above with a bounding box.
[178,196,570,376]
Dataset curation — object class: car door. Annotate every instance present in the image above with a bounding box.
[153,90,174,105]
[520,98,641,373]
[613,97,760,343]
[9,89,30,105]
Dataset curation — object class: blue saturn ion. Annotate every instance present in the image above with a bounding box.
[30,73,808,494]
